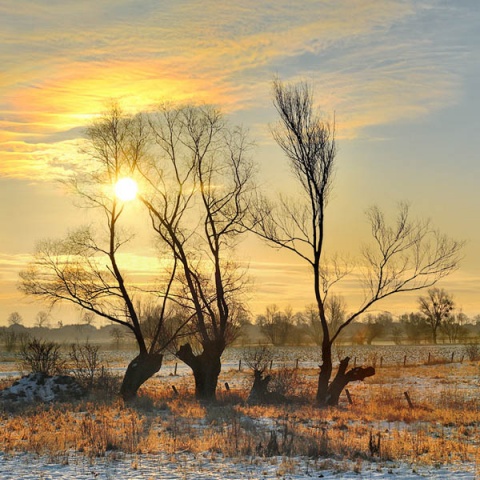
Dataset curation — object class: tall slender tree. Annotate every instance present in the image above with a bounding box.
[246,79,463,406]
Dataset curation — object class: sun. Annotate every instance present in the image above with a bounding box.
[115,177,138,201]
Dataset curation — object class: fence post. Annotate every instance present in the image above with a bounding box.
[270,360,273,370]
[427,352,431,364]
[403,355,407,367]
[174,362,178,376]
[451,352,455,363]
[404,391,414,409]
[171,385,179,396]
[238,359,242,371]
[345,389,353,405]
[295,358,299,369]
[353,357,357,368]
[380,356,383,368]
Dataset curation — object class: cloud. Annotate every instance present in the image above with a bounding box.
[0,254,32,296]
[0,139,85,180]
[0,0,471,179]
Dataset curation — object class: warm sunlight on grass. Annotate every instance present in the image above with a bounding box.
[115,177,138,201]
[1,361,478,473]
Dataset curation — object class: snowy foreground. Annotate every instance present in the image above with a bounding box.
[1,346,478,479]
[0,452,477,479]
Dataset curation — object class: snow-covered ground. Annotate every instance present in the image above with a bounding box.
[0,451,477,479]
[0,345,478,479]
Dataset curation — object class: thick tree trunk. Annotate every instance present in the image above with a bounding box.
[177,342,223,402]
[324,357,375,406]
[120,352,163,401]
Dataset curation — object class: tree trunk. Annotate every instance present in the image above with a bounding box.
[248,370,272,404]
[247,370,287,404]
[120,352,163,401]
[324,357,375,406]
[177,342,223,402]
[316,339,333,405]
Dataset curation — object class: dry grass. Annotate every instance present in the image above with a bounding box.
[0,360,478,471]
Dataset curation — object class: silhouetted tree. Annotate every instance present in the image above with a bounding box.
[257,304,295,346]
[302,295,346,345]
[110,326,126,350]
[418,288,455,344]
[245,78,463,406]
[391,324,403,345]
[440,312,468,343]
[136,104,254,401]
[81,311,95,326]
[245,346,275,403]
[364,312,393,344]
[35,311,50,328]
[19,104,186,401]
[301,303,323,345]
[7,311,23,326]
[399,312,430,344]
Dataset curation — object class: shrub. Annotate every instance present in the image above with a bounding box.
[464,343,480,362]
[270,366,300,398]
[68,342,120,397]
[69,342,101,389]
[19,338,65,375]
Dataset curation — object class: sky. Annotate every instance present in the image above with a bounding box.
[1,0,479,326]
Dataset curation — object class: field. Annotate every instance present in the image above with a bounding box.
[0,345,479,479]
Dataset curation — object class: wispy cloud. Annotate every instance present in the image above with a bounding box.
[0,139,85,180]
[0,1,472,178]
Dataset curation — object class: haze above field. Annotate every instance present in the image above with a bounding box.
[1,1,480,325]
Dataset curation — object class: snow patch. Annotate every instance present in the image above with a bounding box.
[0,373,85,403]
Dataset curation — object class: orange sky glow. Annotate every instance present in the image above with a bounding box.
[1,1,479,325]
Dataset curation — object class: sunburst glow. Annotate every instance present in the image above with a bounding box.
[115,177,138,201]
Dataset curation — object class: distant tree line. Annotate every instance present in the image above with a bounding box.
[5,286,478,353]
[240,289,479,347]
[0,319,137,352]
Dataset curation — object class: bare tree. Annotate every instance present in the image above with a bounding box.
[400,312,430,344]
[35,311,51,328]
[440,312,468,344]
[110,326,126,349]
[257,304,295,346]
[81,311,95,326]
[19,104,185,401]
[325,294,347,338]
[364,312,393,345]
[136,104,254,401]
[301,303,323,345]
[300,297,346,346]
[244,345,275,403]
[246,79,463,406]
[7,311,23,326]
[418,288,455,344]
